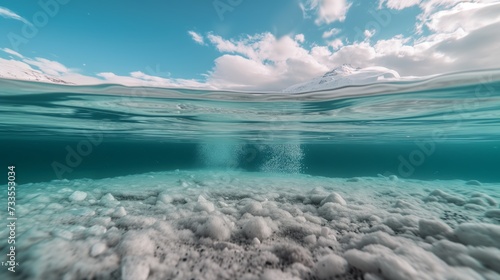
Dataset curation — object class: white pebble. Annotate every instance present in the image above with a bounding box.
[52,229,73,240]
[100,193,119,206]
[252,237,261,245]
[112,207,127,218]
[321,227,330,237]
[455,223,500,248]
[119,231,155,256]
[69,191,87,202]
[90,242,107,257]
[419,219,452,238]
[157,192,173,204]
[243,217,272,240]
[218,201,229,207]
[121,256,150,280]
[86,225,107,236]
[241,201,263,215]
[195,195,215,213]
[198,216,231,241]
[320,193,347,206]
[315,254,348,279]
[304,234,317,245]
[295,216,307,223]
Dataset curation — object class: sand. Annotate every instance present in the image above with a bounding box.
[1,170,498,280]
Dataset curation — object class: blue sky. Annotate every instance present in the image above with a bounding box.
[1,0,499,90]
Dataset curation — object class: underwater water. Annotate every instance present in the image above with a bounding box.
[0,69,499,280]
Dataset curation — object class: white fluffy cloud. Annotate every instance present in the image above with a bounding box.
[96,71,208,88]
[325,21,500,77]
[365,0,500,75]
[378,0,420,10]
[295,34,305,43]
[0,48,210,89]
[202,0,500,88]
[0,6,30,25]
[424,1,500,33]
[188,31,205,45]
[301,0,352,25]
[378,0,500,34]
[206,33,328,90]
[1,47,23,58]
[211,0,499,89]
[328,38,344,50]
[322,28,341,38]
[364,29,376,40]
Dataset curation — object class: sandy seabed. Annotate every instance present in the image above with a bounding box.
[1,170,499,280]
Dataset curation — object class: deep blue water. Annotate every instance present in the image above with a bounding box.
[1,69,500,184]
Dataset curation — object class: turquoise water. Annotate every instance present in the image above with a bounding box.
[1,69,500,183]
[1,70,500,280]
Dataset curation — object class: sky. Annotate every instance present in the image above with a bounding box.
[0,0,499,90]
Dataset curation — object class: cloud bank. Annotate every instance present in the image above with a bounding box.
[1,0,499,91]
